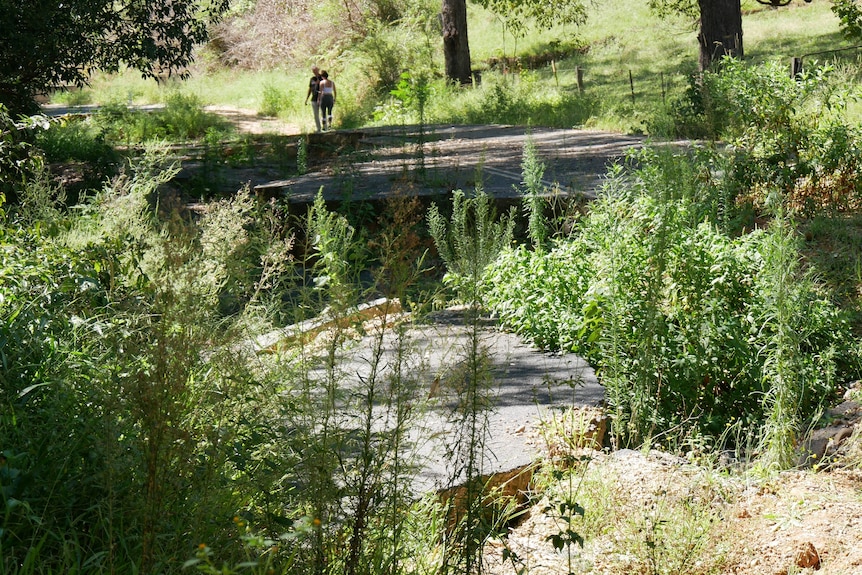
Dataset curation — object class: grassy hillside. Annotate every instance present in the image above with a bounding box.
[53,0,853,134]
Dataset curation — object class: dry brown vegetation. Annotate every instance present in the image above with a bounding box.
[207,0,333,69]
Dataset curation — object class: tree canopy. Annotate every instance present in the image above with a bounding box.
[474,0,589,38]
[0,0,229,115]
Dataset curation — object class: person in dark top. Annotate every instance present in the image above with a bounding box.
[304,65,323,132]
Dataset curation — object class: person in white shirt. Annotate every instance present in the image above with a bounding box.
[317,70,336,131]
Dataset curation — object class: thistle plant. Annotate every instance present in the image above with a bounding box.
[521,134,548,250]
[427,184,515,303]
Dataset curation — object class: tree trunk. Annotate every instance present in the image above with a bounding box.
[697,0,744,71]
[441,0,472,84]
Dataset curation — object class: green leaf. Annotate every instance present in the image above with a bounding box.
[18,382,52,398]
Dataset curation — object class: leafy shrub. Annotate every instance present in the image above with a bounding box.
[0,105,47,204]
[259,82,287,117]
[658,73,723,139]
[833,0,862,41]
[93,93,232,143]
[157,92,232,140]
[482,146,853,450]
[351,5,439,93]
[673,59,862,217]
[35,116,118,165]
[482,242,593,354]
[1,146,447,573]
[50,87,94,106]
[31,115,119,203]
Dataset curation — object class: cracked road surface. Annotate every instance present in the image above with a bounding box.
[255,124,647,203]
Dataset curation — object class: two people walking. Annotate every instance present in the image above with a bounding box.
[305,65,337,132]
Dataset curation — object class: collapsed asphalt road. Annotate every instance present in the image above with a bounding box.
[259,305,604,494]
[255,123,647,204]
[250,125,644,492]
[400,309,603,493]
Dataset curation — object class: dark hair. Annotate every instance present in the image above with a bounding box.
[321,71,329,78]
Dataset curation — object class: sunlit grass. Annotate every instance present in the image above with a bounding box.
[50,0,859,133]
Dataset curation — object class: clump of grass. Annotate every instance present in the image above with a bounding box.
[259,83,287,117]
[92,92,233,144]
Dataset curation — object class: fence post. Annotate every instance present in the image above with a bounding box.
[661,72,666,106]
[552,59,559,87]
[577,66,584,93]
[629,70,635,104]
[791,57,804,79]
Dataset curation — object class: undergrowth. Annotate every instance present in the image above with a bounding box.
[4,53,862,575]
[483,62,862,450]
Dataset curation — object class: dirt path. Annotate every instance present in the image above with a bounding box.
[203,105,301,135]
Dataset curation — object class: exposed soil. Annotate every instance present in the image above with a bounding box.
[203,105,301,135]
[482,446,862,575]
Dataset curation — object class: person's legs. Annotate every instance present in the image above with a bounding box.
[311,101,321,132]
[321,96,333,130]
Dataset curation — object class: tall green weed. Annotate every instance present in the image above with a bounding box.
[755,210,843,470]
[1,148,299,572]
[428,186,515,303]
[482,145,853,451]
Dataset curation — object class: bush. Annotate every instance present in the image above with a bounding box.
[259,82,287,117]
[0,152,283,571]
[482,146,854,450]
[93,93,233,144]
[0,105,47,204]
[35,116,118,165]
[428,187,516,302]
[673,59,862,217]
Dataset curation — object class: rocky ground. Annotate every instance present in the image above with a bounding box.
[480,393,862,575]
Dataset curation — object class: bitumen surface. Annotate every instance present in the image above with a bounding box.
[405,309,603,493]
[282,306,604,494]
[255,123,647,204]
